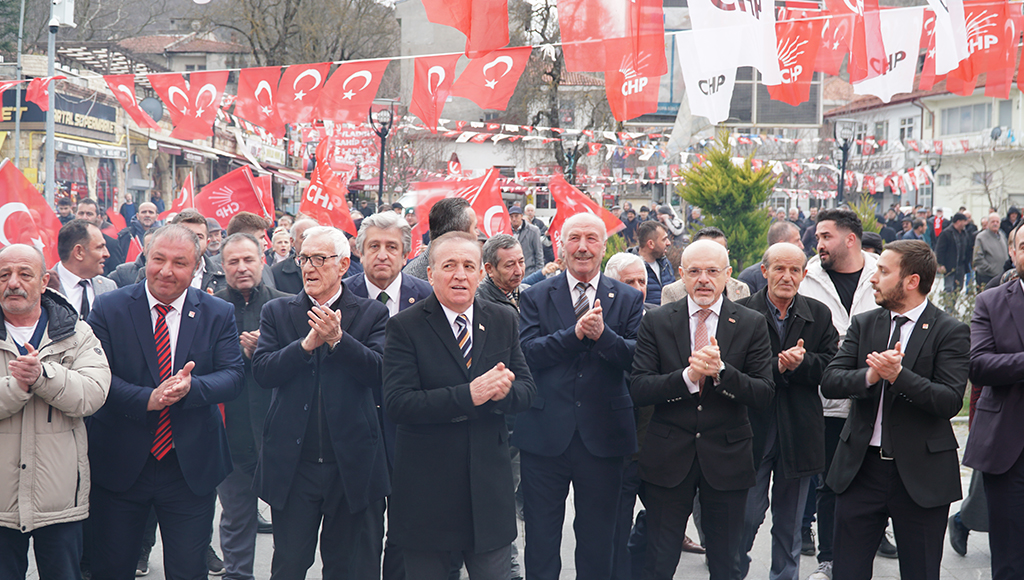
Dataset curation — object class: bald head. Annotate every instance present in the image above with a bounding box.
[681,239,731,307]
[681,239,729,269]
[136,202,159,228]
[762,242,807,270]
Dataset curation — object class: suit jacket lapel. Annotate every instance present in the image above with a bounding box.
[1006,281,1024,348]
[670,300,693,367]
[400,276,422,310]
[335,282,359,334]
[596,275,618,314]
[289,292,312,340]
[424,295,471,378]
[128,284,163,386]
[470,301,489,375]
[175,289,200,372]
[900,302,934,372]
[550,274,577,330]
[716,299,739,356]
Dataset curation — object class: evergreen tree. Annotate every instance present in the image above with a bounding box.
[677,128,777,272]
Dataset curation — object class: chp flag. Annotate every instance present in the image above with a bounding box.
[0,159,63,267]
[195,166,272,225]
[301,157,358,236]
[546,174,624,256]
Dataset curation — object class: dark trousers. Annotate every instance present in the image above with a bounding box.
[520,431,624,580]
[89,451,216,580]
[983,449,1024,580]
[833,451,948,580]
[0,520,83,580]
[404,545,512,580]
[612,458,643,580]
[943,270,965,294]
[217,460,259,580]
[642,456,747,580]
[802,475,817,531]
[817,416,845,562]
[269,460,383,580]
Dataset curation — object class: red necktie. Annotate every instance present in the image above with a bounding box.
[694,309,712,394]
[151,304,174,460]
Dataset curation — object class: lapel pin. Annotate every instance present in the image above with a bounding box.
[188,311,195,318]
[408,297,415,303]
[479,324,485,331]
[922,323,929,329]
[608,292,615,298]
[728,317,736,323]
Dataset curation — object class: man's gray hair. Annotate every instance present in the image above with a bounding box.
[290,218,318,242]
[481,234,521,268]
[605,252,646,283]
[147,224,202,267]
[356,211,413,256]
[302,226,351,259]
[560,213,607,245]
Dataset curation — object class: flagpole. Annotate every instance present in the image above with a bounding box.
[45,14,57,206]
[13,0,26,169]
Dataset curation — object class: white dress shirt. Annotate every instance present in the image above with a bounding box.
[566,271,600,310]
[56,262,94,316]
[145,285,189,367]
[683,295,724,394]
[869,299,928,447]
[190,258,207,289]
[441,302,474,346]
[365,273,403,318]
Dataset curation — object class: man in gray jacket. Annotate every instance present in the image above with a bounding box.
[0,244,111,580]
[973,212,1007,287]
[509,206,543,277]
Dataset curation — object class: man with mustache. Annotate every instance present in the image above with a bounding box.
[821,240,969,580]
[733,243,839,580]
[630,239,774,580]
[515,213,645,580]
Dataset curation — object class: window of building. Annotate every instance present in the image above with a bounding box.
[973,172,993,186]
[874,121,888,141]
[999,99,1012,128]
[941,103,992,135]
[899,117,915,141]
[937,173,951,186]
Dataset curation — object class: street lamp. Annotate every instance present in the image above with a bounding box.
[924,153,942,208]
[368,101,396,210]
[833,118,857,204]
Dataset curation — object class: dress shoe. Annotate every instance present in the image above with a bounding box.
[801,527,816,556]
[876,533,897,559]
[207,546,225,576]
[948,514,968,556]
[258,512,273,534]
[681,535,706,554]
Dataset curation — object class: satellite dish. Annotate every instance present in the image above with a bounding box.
[991,127,1003,141]
[139,97,164,123]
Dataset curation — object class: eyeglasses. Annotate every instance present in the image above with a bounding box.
[295,254,339,267]
[683,267,723,278]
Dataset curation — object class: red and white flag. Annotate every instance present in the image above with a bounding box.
[275,62,331,127]
[947,0,1017,87]
[105,75,161,130]
[824,0,886,83]
[853,7,924,103]
[815,12,855,75]
[406,168,510,259]
[546,174,624,256]
[148,71,230,140]
[159,172,196,220]
[25,76,66,112]
[766,17,824,106]
[301,159,357,236]
[688,0,781,84]
[125,235,144,263]
[927,0,969,75]
[422,0,509,57]
[451,47,532,111]
[195,166,267,225]
[919,10,942,90]
[410,55,460,133]
[605,68,660,122]
[557,0,666,76]
[316,59,391,123]
[0,159,63,267]
[234,66,285,137]
[0,79,29,97]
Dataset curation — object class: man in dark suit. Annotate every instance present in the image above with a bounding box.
[514,213,645,580]
[269,218,317,294]
[963,224,1024,580]
[383,231,535,580]
[630,239,774,580]
[86,224,245,580]
[252,226,391,579]
[733,243,839,580]
[821,240,970,580]
[346,211,432,580]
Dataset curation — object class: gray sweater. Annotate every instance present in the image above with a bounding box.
[974,228,1008,278]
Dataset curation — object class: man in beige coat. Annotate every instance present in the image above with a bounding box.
[0,244,111,579]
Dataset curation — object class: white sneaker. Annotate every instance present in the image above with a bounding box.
[808,561,832,580]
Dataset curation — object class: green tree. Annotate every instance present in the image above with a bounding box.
[850,191,880,234]
[676,128,777,272]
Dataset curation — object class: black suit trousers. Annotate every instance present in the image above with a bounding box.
[642,454,747,580]
[983,450,1024,580]
[833,452,948,580]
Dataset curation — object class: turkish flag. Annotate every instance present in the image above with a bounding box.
[546,174,624,256]
[406,168,510,259]
[767,18,824,106]
[195,166,267,225]
[919,10,943,90]
[824,0,886,83]
[300,161,357,236]
[422,0,509,57]
[410,54,460,133]
[451,47,532,111]
[0,159,63,267]
[316,59,391,123]
[125,235,144,263]
[276,62,331,126]
[815,13,854,75]
[159,172,195,220]
[605,69,660,121]
[148,71,230,140]
[103,208,127,237]
[105,75,161,130]
[26,76,66,112]
[0,79,29,98]
[235,66,285,137]
[558,0,667,76]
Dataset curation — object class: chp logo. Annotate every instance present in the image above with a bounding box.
[710,0,763,19]
[616,52,656,97]
[777,29,809,84]
[207,188,241,220]
[869,51,907,75]
[699,75,728,95]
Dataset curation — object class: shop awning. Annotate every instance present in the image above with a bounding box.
[262,165,306,185]
[53,136,127,159]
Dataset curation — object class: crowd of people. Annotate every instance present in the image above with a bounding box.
[4,192,1024,580]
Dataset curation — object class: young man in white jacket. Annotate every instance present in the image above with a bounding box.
[797,209,881,580]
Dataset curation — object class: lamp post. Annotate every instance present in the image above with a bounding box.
[368,101,396,210]
[833,118,857,205]
[925,154,942,208]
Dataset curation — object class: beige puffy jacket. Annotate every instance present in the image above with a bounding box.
[0,290,111,533]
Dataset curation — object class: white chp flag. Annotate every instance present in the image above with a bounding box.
[676,30,742,124]
[687,0,782,85]
[853,7,925,103]
[927,0,969,75]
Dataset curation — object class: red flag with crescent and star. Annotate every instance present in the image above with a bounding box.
[0,79,29,99]
[300,158,357,236]
[546,174,624,256]
[316,59,392,123]
[158,172,195,220]
[275,62,332,127]
[823,0,886,83]
[234,66,286,137]
[0,159,63,267]
[410,54,461,133]
[195,166,267,226]
[148,71,230,140]
[104,75,161,130]
[405,168,510,259]
[25,76,66,112]
[557,0,667,76]
[450,47,532,111]
[421,0,509,57]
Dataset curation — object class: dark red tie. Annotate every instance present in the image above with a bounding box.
[151,304,173,460]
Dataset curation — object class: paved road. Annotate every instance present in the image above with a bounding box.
[28,421,990,579]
